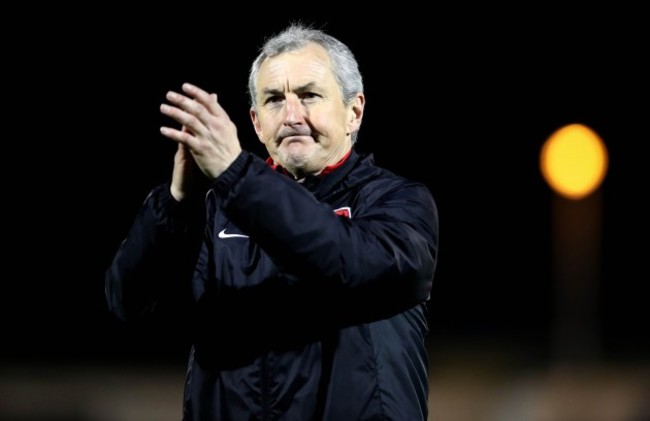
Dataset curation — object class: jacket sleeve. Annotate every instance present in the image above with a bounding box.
[105,184,204,322]
[214,152,438,317]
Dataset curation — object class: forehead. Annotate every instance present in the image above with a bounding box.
[257,42,337,89]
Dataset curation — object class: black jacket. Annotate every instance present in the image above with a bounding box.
[106,149,439,420]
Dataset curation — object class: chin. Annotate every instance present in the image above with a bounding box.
[280,144,313,168]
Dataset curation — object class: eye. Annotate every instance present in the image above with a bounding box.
[300,92,320,101]
[265,95,283,104]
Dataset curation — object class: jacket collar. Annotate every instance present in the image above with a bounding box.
[266,149,363,199]
[265,149,353,178]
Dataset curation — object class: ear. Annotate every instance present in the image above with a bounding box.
[347,93,365,134]
[250,108,264,143]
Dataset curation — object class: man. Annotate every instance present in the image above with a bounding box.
[106,22,439,420]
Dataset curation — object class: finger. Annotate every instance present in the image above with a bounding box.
[164,90,200,115]
[160,102,204,135]
[160,116,199,146]
[159,102,186,125]
[160,125,195,145]
[182,83,227,117]
[164,125,194,141]
[163,90,218,136]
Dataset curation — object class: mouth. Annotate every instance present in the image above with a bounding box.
[278,134,314,145]
[283,135,312,142]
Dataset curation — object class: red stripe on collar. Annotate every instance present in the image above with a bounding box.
[265,150,352,177]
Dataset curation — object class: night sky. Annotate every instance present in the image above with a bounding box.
[5,8,648,367]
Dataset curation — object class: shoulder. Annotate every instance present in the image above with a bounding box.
[354,153,433,197]
[348,155,437,219]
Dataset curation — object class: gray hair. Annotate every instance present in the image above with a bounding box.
[248,23,364,143]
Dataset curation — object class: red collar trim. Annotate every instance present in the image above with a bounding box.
[265,149,352,177]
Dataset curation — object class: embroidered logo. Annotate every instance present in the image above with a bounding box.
[333,207,352,219]
[218,229,249,239]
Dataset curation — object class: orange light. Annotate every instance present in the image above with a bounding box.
[540,124,608,200]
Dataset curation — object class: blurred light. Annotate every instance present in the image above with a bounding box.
[540,123,608,200]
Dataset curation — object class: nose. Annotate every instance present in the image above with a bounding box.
[284,95,305,126]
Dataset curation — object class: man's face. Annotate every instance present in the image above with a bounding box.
[250,42,364,178]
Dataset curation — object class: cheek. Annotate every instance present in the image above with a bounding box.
[310,108,344,134]
[257,115,280,139]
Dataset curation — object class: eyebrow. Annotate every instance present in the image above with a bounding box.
[261,82,319,98]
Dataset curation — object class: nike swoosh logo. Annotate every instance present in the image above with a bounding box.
[218,229,249,239]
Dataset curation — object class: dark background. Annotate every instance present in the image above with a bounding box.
[5,8,648,372]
